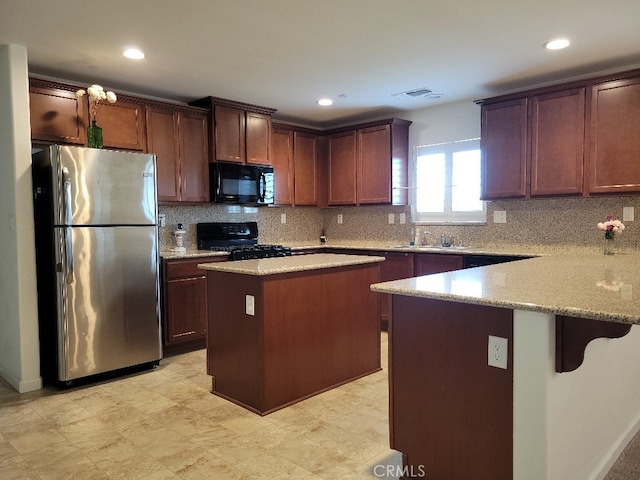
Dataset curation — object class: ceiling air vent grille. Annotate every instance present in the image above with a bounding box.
[392,87,443,100]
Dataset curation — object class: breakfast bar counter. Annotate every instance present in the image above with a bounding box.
[370,253,640,480]
[198,254,384,415]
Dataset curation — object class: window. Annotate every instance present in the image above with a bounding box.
[412,138,486,223]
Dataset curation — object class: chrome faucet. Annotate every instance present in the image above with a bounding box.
[422,230,438,246]
[438,233,454,247]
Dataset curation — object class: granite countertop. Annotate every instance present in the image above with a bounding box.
[197,253,385,276]
[160,242,553,260]
[371,253,640,325]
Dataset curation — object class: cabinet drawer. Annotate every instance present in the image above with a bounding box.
[164,258,216,279]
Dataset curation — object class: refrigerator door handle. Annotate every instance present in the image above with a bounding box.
[62,167,74,284]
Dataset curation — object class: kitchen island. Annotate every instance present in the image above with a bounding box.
[198,253,384,415]
[371,253,640,480]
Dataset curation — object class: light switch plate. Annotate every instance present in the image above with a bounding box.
[281,213,287,224]
[245,295,255,316]
[399,213,406,224]
[228,205,241,213]
[337,214,343,224]
[493,211,507,223]
[623,206,634,222]
[388,213,395,224]
[158,213,166,227]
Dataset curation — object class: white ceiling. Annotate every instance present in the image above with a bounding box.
[2,0,640,128]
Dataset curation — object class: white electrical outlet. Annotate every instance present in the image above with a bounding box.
[245,295,255,316]
[493,211,507,223]
[488,335,508,369]
[388,213,395,224]
[281,213,287,224]
[158,213,166,227]
[623,206,635,222]
[337,214,343,224]
[399,213,406,224]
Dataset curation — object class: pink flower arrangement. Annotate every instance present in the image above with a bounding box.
[597,215,625,240]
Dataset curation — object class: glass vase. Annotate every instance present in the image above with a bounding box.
[87,120,103,149]
[604,236,615,255]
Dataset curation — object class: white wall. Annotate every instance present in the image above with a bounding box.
[0,44,41,392]
[403,99,481,148]
[514,311,640,480]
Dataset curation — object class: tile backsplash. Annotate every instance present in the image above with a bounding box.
[159,195,640,253]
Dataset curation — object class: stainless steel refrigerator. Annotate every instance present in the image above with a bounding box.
[32,145,162,385]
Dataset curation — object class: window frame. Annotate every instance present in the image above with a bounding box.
[411,138,486,224]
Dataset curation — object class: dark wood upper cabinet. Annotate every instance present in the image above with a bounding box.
[357,124,393,204]
[326,118,411,206]
[588,76,640,194]
[481,90,586,199]
[146,105,209,204]
[327,130,358,205]
[95,97,146,151]
[179,111,210,202]
[29,78,88,145]
[146,107,180,202]
[293,131,319,206]
[480,67,640,199]
[246,111,272,165]
[213,105,245,163]
[271,126,294,205]
[271,125,321,206]
[530,88,585,196]
[190,96,276,166]
[480,98,528,199]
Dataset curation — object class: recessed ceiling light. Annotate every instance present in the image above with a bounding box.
[123,48,145,60]
[317,98,333,106]
[545,38,570,50]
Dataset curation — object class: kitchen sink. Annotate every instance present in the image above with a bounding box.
[388,244,478,251]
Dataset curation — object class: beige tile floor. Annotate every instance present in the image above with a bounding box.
[2,331,637,480]
[0,333,403,480]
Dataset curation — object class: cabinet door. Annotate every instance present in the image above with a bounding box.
[271,128,294,205]
[378,251,414,329]
[179,112,209,203]
[96,100,146,151]
[246,111,272,165]
[214,105,245,163]
[481,99,528,199]
[588,76,640,193]
[530,88,585,196]
[164,276,207,345]
[327,131,357,205]
[29,85,88,145]
[294,131,318,206]
[414,254,463,276]
[357,124,392,204]
[146,107,180,202]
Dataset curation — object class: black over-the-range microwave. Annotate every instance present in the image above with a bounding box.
[209,162,274,205]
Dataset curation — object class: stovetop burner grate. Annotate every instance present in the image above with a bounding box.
[196,222,292,260]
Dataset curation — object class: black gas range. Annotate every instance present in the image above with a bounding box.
[196,222,292,261]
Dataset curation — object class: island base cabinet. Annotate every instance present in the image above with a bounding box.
[390,296,513,480]
[206,263,381,415]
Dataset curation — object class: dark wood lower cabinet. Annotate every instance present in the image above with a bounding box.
[414,253,463,276]
[205,262,381,415]
[390,296,513,479]
[378,251,414,330]
[162,257,223,356]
